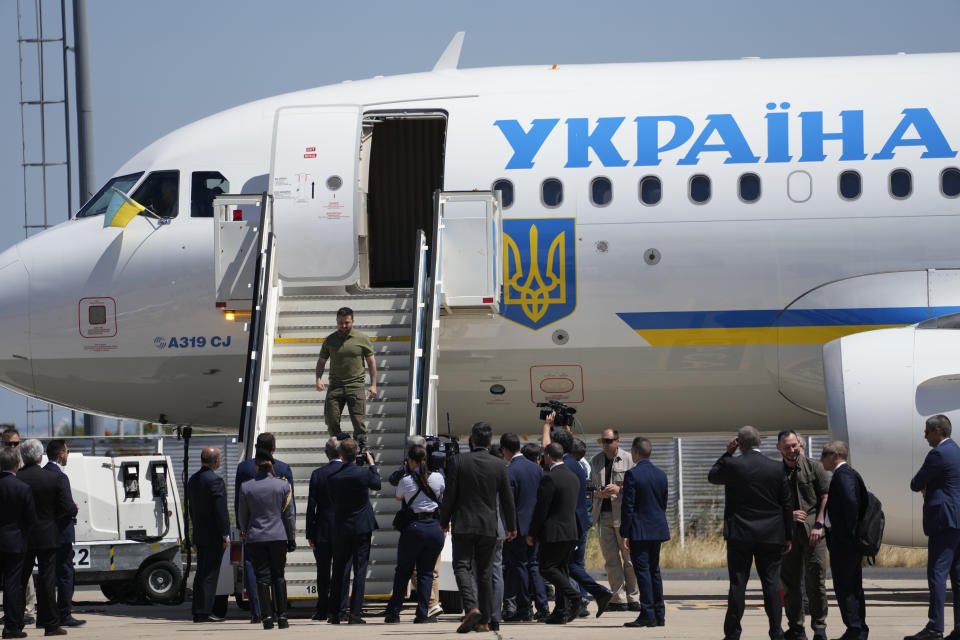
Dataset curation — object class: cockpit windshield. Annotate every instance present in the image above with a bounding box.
[75,173,144,218]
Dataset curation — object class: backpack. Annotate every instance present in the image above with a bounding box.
[854,472,885,564]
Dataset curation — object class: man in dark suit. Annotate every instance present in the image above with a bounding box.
[42,440,82,628]
[234,432,292,622]
[620,437,670,628]
[708,426,792,640]
[17,439,71,637]
[326,438,379,624]
[305,437,342,621]
[527,442,582,624]
[543,418,613,617]
[187,446,230,624]
[906,415,960,640]
[1,445,37,639]
[501,433,549,622]
[439,422,517,634]
[821,441,868,640]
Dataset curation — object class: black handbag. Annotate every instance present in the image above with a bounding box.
[392,486,422,531]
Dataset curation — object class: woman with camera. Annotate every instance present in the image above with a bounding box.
[383,445,445,624]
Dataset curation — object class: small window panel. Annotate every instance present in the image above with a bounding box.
[132,170,180,218]
[739,173,761,203]
[890,169,912,199]
[79,297,117,338]
[75,173,144,218]
[639,176,662,206]
[493,179,514,208]
[941,168,960,198]
[839,171,862,200]
[689,175,711,204]
[541,178,563,208]
[590,177,612,207]
[191,172,230,217]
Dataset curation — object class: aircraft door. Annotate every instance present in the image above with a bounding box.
[270,105,361,284]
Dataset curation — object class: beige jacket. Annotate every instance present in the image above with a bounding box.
[589,448,633,527]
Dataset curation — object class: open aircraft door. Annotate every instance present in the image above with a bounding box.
[270,105,361,284]
[437,191,502,309]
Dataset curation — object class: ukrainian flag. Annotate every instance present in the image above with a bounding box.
[103,187,146,228]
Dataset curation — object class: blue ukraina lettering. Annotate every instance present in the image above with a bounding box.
[494,106,954,168]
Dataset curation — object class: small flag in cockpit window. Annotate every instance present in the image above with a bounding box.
[103,187,147,228]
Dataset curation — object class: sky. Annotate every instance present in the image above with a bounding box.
[0,0,958,433]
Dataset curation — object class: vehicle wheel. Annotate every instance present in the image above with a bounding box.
[137,560,182,603]
[234,592,250,611]
[212,594,228,619]
[439,590,462,614]
[100,581,136,602]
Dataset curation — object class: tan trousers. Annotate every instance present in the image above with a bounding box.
[411,552,441,608]
[598,514,639,604]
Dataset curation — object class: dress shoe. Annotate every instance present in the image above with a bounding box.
[413,616,437,623]
[347,614,366,624]
[786,627,808,640]
[327,617,341,625]
[543,613,568,625]
[577,601,590,617]
[945,630,960,640]
[502,612,533,623]
[261,617,274,630]
[383,614,400,624]
[310,613,326,622]
[23,617,35,627]
[193,615,224,623]
[61,618,85,628]
[250,614,262,624]
[457,609,481,634]
[427,604,444,618]
[624,616,657,628]
[606,602,628,612]
[475,623,490,632]
[489,621,500,631]
[276,617,289,630]
[657,618,666,626]
[628,602,642,612]
[905,627,943,640]
[595,590,613,618]
[2,631,27,639]
[533,610,550,621]
[44,628,67,637]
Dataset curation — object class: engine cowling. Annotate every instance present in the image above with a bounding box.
[823,315,960,546]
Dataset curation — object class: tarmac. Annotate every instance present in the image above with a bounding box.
[28,569,933,640]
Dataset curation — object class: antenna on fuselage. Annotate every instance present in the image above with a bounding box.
[433,32,465,71]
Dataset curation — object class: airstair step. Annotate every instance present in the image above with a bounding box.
[263,415,407,432]
[278,311,412,327]
[271,351,411,369]
[271,369,409,387]
[266,397,406,418]
[270,383,409,403]
[277,324,411,339]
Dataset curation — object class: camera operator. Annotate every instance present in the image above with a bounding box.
[542,411,613,618]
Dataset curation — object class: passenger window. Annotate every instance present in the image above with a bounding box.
[191,172,230,218]
[75,172,144,218]
[492,179,514,208]
[890,169,912,199]
[739,173,761,203]
[839,171,861,200]
[941,168,960,198]
[132,171,180,218]
[689,175,711,204]
[639,176,661,206]
[541,178,563,208]
[590,177,612,207]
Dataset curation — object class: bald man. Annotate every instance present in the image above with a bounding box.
[187,447,230,623]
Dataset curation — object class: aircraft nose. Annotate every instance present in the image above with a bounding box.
[0,244,34,396]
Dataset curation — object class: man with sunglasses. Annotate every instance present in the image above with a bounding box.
[589,429,640,612]
[1,429,38,628]
[2,428,20,449]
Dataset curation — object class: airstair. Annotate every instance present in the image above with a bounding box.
[214,190,502,602]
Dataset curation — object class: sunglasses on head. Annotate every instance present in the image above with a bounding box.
[3,440,20,447]
[601,438,617,444]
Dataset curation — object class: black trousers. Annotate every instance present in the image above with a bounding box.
[538,541,581,615]
[828,541,868,637]
[311,541,332,617]
[724,540,784,640]
[1,551,26,633]
[246,541,287,585]
[451,533,497,623]
[192,545,222,616]
[21,548,58,631]
[330,532,371,618]
[54,544,74,621]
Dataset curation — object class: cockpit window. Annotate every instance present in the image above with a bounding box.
[132,171,180,218]
[75,172,143,218]
[191,172,230,217]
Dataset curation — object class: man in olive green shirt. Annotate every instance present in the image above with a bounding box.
[777,430,830,640]
[315,307,377,438]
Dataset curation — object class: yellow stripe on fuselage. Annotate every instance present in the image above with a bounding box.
[635,324,906,347]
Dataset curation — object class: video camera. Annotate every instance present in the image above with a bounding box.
[425,434,460,473]
[538,400,576,428]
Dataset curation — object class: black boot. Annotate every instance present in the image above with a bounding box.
[257,583,274,630]
[273,578,289,629]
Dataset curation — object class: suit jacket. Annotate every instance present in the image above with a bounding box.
[0,470,37,554]
[305,459,344,544]
[235,456,293,520]
[17,463,72,550]
[563,453,590,536]
[827,463,864,550]
[590,448,634,526]
[619,459,670,542]
[910,438,960,536]
[327,462,380,535]
[707,449,792,546]
[529,464,579,543]
[508,454,543,537]
[44,461,78,545]
[187,466,230,548]
[439,448,517,537]
[238,473,295,543]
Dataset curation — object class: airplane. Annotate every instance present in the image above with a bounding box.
[0,36,958,547]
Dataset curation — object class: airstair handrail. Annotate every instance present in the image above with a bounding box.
[235,192,277,457]
[405,230,429,436]
[419,191,446,437]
